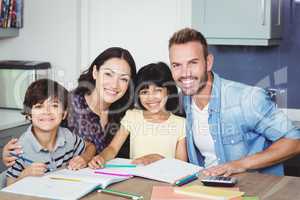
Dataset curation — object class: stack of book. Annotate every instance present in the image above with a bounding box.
[0,0,23,28]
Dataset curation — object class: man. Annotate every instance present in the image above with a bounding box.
[168,28,300,176]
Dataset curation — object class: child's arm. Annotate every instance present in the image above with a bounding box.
[131,137,187,165]
[80,141,96,163]
[175,137,188,161]
[68,141,96,170]
[6,163,47,186]
[132,154,165,165]
[88,126,129,169]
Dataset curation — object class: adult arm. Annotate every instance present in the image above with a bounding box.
[88,126,129,169]
[68,141,96,170]
[203,88,300,176]
[175,137,188,162]
[80,141,96,163]
[203,137,300,176]
[2,138,22,167]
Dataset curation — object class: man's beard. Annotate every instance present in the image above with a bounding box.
[195,71,208,94]
[181,70,208,96]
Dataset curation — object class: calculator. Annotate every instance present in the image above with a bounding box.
[201,176,237,187]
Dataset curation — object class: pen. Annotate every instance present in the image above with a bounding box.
[174,173,199,186]
[10,152,52,171]
[104,164,137,168]
[10,152,33,164]
[49,177,81,182]
[94,171,133,177]
[98,188,143,200]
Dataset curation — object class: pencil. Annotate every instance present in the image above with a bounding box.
[10,152,33,164]
[174,173,199,186]
[104,164,137,168]
[49,177,81,182]
[98,188,143,200]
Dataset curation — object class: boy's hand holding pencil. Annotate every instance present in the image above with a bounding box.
[20,163,47,178]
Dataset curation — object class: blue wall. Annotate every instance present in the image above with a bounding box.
[210,0,300,109]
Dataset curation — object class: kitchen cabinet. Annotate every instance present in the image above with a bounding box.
[192,0,283,45]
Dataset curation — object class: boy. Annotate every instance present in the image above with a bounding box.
[6,79,96,185]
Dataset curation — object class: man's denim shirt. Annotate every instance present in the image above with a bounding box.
[184,72,300,176]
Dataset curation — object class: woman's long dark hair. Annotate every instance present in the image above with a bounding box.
[75,47,137,133]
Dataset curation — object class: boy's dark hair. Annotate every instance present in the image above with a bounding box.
[22,79,69,115]
[135,62,179,113]
[168,27,208,59]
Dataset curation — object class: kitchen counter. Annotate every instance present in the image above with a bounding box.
[0,109,29,131]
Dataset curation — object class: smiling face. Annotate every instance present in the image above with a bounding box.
[138,84,168,114]
[169,41,213,96]
[31,97,66,133]
[93,58,131,105]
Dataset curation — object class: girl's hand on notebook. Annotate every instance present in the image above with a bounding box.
[2,138,23,167]
[68,156,87,170]
[132,154,164,165]
[88,155,105,169]
[20,163,47,178]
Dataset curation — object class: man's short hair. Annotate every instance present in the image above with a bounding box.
[168,27,208,59]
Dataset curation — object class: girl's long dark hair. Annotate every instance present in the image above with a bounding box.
[74,47,137,133]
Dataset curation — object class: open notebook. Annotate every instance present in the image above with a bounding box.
[1,167,131,200]
[2,158,202,199]
[97,158,203,184]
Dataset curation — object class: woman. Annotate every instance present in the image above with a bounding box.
[2,47,137,167]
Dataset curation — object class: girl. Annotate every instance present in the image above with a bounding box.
[89,62,187,168]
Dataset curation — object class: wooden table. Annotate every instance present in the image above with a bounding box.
[1,172,300,200]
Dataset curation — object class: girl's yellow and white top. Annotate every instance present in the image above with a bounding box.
[121,109,186,159]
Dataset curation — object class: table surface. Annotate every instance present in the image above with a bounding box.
[1,172,300,200]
